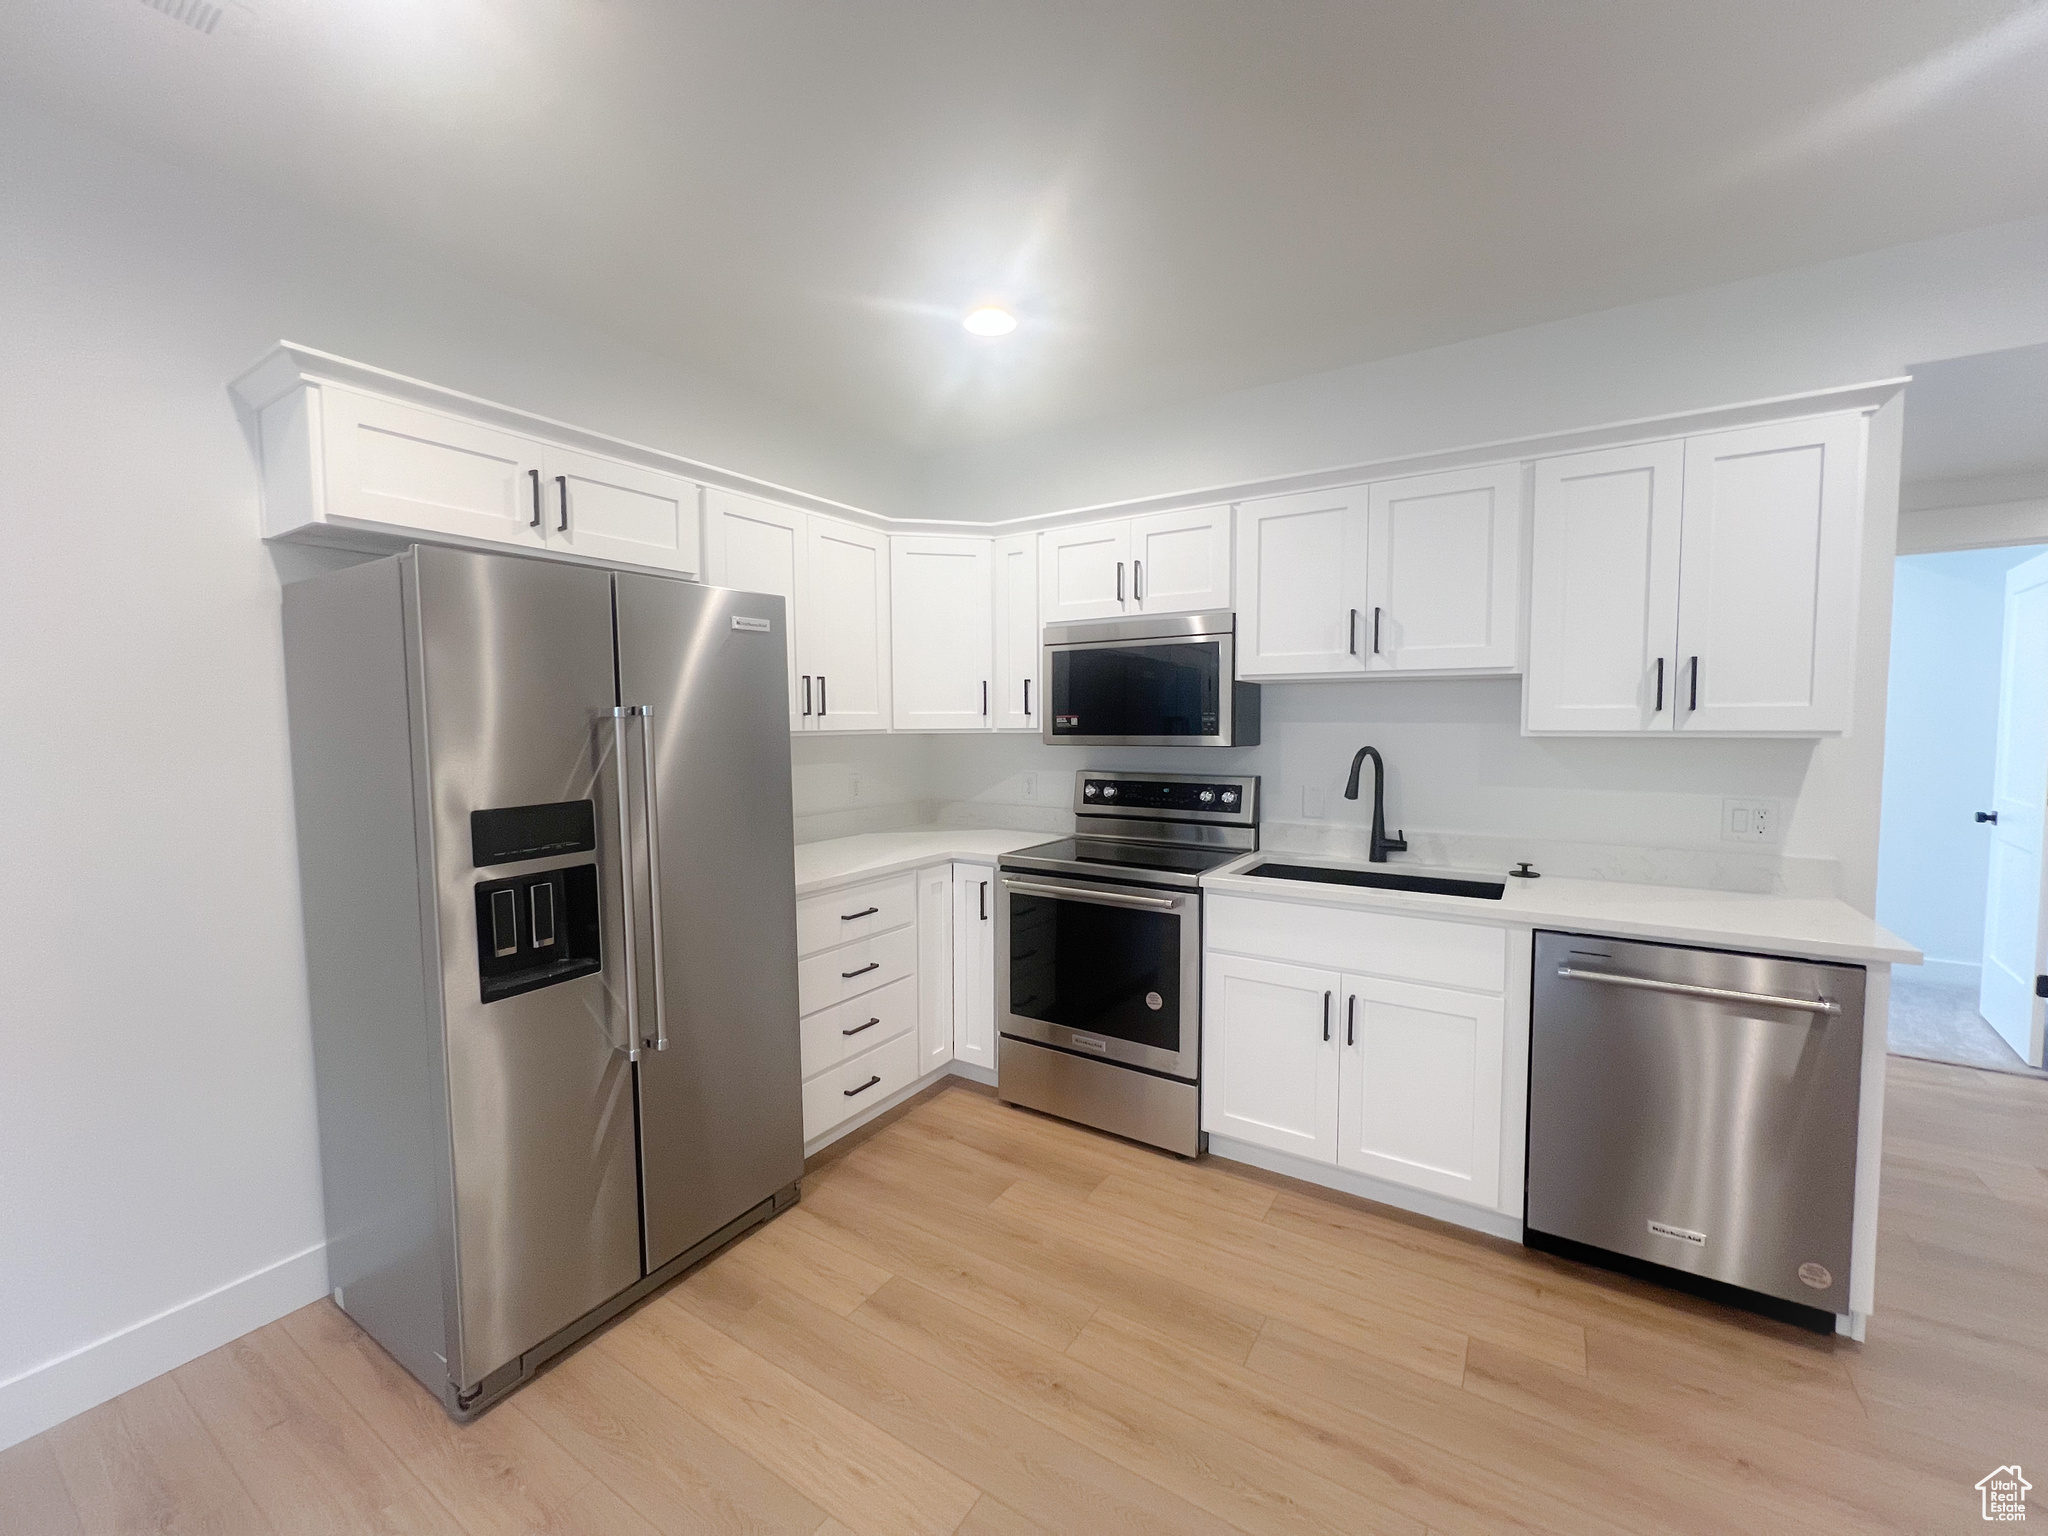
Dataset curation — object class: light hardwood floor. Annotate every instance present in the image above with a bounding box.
[5,1055,2043,1535]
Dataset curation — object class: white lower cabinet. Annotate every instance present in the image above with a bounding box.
[1204,902,1513,1213]
[916,863,955,1074]
[802,1032,921,1144]
[796,872,921,1145]
[952,862,997,1070]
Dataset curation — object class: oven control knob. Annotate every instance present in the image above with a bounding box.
[1101,785,1117,798]
[1198,790,1215,803]
[1083,783,1099,797]
[1220,789,1238,805]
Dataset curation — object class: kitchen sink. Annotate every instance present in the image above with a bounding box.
[1241,861,1507,900]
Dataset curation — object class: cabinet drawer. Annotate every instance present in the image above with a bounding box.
[1205,895,1507,993]
[797,924,918,1016]
[797,874,916,957]
[801,973,916,1077]
[803,1029,921,1142]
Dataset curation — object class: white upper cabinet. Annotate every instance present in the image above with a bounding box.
[1129,505,1233,613]
[992,533,1041,731]
[1234,486,1371,677]
[1525,441,1684,733]
[1038,521,1132,623]
[1363,465,1522,673]
[1038,507,1232,625]
[544,445,700,576]
[1674,415,1863,734]
[890,536,994,730]
[1526,412,1863,735]
[802,518,892,733]
[317,385,548,550]
[704,488,807,731]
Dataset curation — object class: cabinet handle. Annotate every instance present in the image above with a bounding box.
[528,468,542,529]
[842,1016,881,1037]
[840,961,880,979]
[819,675,828,717]
[1348,609,1358,655]
[1323,990,1331,1042]
[1689,656,1699,712]
[801,675,812,716]
[1977,811,2000,824]
[843,1074,882,1098]
[1372,607,1382,656]
[1654,657,1665,713]
[1023,677,1032,717]
[1134,560,1143,601]
[840,906,879,921]
[1347,994,1356,1046]
[556,474,568,532]
[1117,562,1125,603]
[979,880,988,921]
[982,680,989,717]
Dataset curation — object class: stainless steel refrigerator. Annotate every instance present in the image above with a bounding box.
[283,544,804,1418]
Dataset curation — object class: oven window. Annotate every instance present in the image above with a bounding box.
[1049,642,1221,740]
[1006,891,1181,1053]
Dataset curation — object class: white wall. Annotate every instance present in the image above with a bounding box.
[0,95,915,1449]
[1876,547,2048,979]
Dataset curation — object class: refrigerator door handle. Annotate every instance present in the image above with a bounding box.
[609,706,643,1062]
[636,703,669,1053]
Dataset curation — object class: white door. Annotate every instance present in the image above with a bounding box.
[544,446,700,575]
[1674,414,1864,734]
[319,385,545,549]
[992,533,1041,731]
[916,863,955,1075]
[1039,521,1132,623]
[704,488,807,730]
[1979,551,2048,1066]
[1201,954,1340,1164]
[952,865,997,1070]
[1337,975,1503,1206]
[891,536,994,730]
[803,517,892,733]
[1234,487,1370,677]
[1365,465,1522,672]
[1525,441,1684,733]
[1130,505,1232,614]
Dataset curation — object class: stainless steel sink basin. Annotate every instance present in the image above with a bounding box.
[1241,861,1507,900]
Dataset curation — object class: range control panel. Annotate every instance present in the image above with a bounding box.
[1074,771,1258,825]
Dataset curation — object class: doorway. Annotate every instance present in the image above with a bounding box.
[1876,343,2048,1075]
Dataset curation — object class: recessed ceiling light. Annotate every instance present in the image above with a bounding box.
[962,306,1018,337]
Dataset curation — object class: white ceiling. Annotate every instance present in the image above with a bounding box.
[6,1,2047,451]
[1902,343,2048,488]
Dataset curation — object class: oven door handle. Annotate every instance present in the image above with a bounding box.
[998,878,1179,912]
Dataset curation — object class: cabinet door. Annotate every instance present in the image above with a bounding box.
[1337,976,1502,1206]
[319,385,546,549]
[1674,414,1863,734]
[1234,488,1370,677]
[1365,466,1521,672]
[1525,441,1684,733]
[1130,505,1232,614]
[1201,954,1340,1164]
[803,517,892,733]
[545,446,700,575]
[890,537,994,730]
[704,488,807,730]
[992,534,1041,731]
[952,865,996,1070]
[916,863,955,1075]
[1039,521,1132,623]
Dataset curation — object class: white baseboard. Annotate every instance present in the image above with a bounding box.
[0,1241,329,1452]
[1205,1135,1524,1242]
[946,1059,997,1087]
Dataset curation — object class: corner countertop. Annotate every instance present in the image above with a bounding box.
[1203,851,1920,966]
[794,828,1051,896]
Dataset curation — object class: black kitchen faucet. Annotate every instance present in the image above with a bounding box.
[1343,745,1408,863]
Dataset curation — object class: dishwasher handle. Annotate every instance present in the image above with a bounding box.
[1555,964,1840,1016]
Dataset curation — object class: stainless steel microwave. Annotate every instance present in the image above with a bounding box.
[1041,610,1261,747]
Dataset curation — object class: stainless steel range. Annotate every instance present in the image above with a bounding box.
[996,770,1259,1157]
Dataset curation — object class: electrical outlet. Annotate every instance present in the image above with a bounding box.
[1303,785,1325,819]
[1722,797,1782,845]
[849,772,863,802]
[1021,772,1038,801]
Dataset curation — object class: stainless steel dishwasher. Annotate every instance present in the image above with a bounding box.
[1526,931,1865,1328]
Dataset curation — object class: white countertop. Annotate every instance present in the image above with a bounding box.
[1203,850,1919,965]
[793,828,1050,896]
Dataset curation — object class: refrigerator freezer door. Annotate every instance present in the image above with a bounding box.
[411,547,642,1389]
[615,575,806,1271]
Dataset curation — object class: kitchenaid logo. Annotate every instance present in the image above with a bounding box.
[1647,1219,1706,1247]
[1977,1465,2029,1521]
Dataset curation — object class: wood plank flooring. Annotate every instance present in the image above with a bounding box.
[5,1054,2042,1535]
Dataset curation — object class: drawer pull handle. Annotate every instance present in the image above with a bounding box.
[841,961,881,979]
[840,906,880,921]
[843,1074,882,1098]
[842,1016,881,1037]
